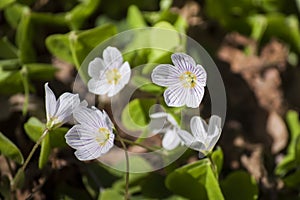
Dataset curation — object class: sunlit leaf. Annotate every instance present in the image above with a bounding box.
[127,5,147,29]
[0,132,24,164]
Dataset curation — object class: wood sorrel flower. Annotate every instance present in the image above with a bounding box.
[178,115,221,157]
[149,112,183,150]
[45,83,80,129]
[151,53,207,108]
[65,106,114,161]
[87,46,131,97]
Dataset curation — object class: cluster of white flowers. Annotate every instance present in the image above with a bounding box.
[44,46,222,161]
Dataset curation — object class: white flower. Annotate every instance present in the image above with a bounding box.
[87,46,131,97]
[151,53,207,108]
[45,83,80,129]
[178,115,221,156]
[65,106,115,161]
[149,112,183,150]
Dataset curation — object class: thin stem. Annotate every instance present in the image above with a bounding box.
[115,134,129,200]
[21,66,29,116]
[207,153,218,179]
[116,137,160,152]
[22,128,49,172]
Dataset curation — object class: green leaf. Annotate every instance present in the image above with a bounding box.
[127,5,147,29]
[166,159,224,200]
[24,117,45,142]
[26,63,57,80]
[0,37,18,59]
[98,189,123,200]
[121,98,156,131]
[0,69,24,94]
[0,0,15,9]
[16,7,36,63]
[38,133,50,169]
[65,0,101,30]
[49,127,68,148]
[4,3,29,28]
[211,147,224,175]
[220,171,258,200]
[132,75,164,93]
[141,173,172,198]
[0,131,24,164]
[46,34,73,64]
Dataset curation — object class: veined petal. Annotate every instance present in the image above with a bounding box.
[88,57,105,79]
[65,125,97,148]
[208,115,221,137]
[74,142,102,161]
[103,46,123,68]
[195,64,207,87]
[119,61,131,86]
[186,86,204,108]
[44,83,57,122]
[171,53,196,72]
[98,133,115,155]
[162,129,181,150]
[163,85,187,107]
[88,78,112,95]
[177,130,194,147]
[190,116,208,142]
[55,93,80,124]
[74,106,102,129]
[151,64,182,87]
[107,81,125,97]
[149,112,168,134]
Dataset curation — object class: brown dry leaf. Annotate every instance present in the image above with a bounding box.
[172,1,203,26]
[266,111,288,154]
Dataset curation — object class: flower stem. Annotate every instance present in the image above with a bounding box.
[207,153,218,179]
[115,134,129,200]
[22,128,49,172]
[20,66,29,116]
[117,137,160,152]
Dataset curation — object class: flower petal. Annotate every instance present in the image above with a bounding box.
[56,93,80,124]
[119,61,131,86]
[163,85,187,107]
[74,143,102,161]
[149,112,168,134]
[177,130,194,147]
[88,78,112,95]
[44,83,57,122]
[151,64,182,87]
[103,46,123,68]
[88,57,105,79]
[162,129,181,150]
[171,53,196,72]
[195,64,207,87]
[208,115,221,137]
[190,116,207,143]
[186,86,205,108]
[107,82,124,97]
[65,124,97,149]
[74,107,101,129]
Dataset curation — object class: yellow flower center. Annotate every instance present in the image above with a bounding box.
[179,71,197,88]
[96,127,110,146]
[106,68,121,85]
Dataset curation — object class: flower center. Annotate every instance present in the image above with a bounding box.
[106,68,121,85]
[179,71,197,88]
[96,127,110,146]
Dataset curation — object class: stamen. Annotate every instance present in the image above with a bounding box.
[96,127,110,146]
[106,68,121,85]
[179,71,197,88]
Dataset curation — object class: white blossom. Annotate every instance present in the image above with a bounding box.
[149,112,183,150]
[45,83,80,129]
[87,46,131,97]
[151,53,207,108]
[65,106,114,161]
[178,115,221,156]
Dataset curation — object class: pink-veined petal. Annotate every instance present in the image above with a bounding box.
[151,64,182,87]
[88,57,106,79]
[44,83,57,122]
[171,53,196,72]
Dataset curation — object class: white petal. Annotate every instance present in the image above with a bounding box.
[56,93,80,124]
[208,115,221,137]
[171,53,196,72]
[44,83,57,122]
[206,134,220,151]
[98,133,115,154]
[88,78,112,95]
[163,85,187,107]
[162,129,181,150]
[119,61,131,85]
[74,143,102,161]
[195,64,207,87]
[166,114,178,126]
[107,82,124,97]
[151,64,182,87]
[103,46,123,68]
[88,57,106,79]
[177,130,194,147]
[74,106,102,129]
[190,116,208,142]
[65,125,97,149]
[186,86,205,108]
[93,108,113,130]
[148,112,168,134]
